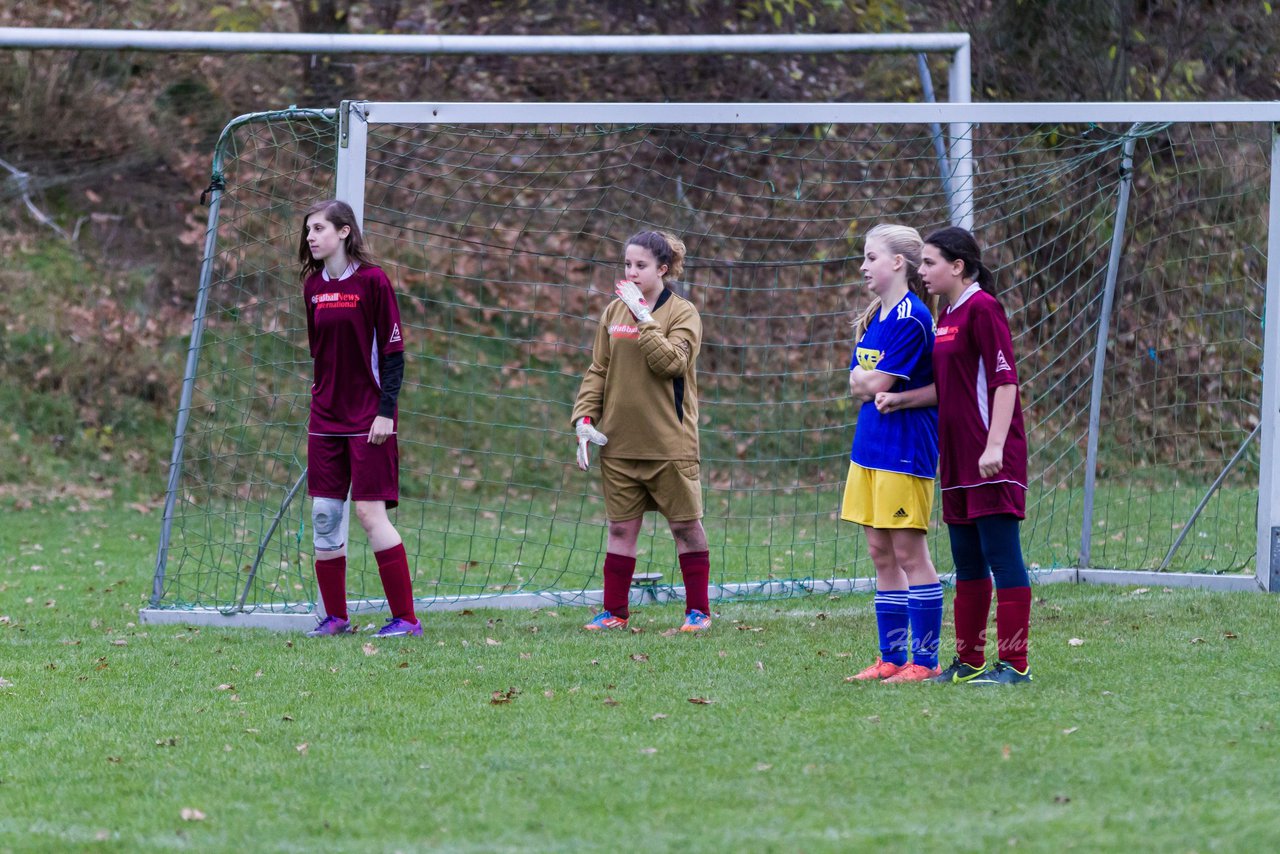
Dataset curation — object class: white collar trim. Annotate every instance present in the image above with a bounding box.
[950,283,983,310]
[321,262,359,282]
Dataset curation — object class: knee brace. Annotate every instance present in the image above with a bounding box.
[312,497,347,552]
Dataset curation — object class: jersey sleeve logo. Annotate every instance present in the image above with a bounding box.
[855,345,882,372]
[389,322,402,344]
[995,350,1012,373]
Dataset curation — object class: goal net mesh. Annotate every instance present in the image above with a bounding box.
[149,110,1268,614]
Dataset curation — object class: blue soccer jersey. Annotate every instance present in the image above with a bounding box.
[849,292,939,478]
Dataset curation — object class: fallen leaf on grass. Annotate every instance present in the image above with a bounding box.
[660,628,680,638]
[755,763,772,772]
[1224,631,1239,639]
[398,661,410,669]
[111,639,127,647]
[491,687,520,705]
[603,696,620,707]
[639,747,658,755]
[1054,795,1071,804]
[651,713,668,721]
[0,677,13,689]
[1130,588,1149,596]
[630,653,649,663]
[106,756,121,763]
[295,743,309,755]
[215,684,235,691]
[95,830,110,841]
[281,715,295,722]
[519,652,532,660]
[543,690,554,699]
[155,737,178,747]
[688,697,714,705]
[1001,745,1011,760]
[1068,638,1085,647]
[866,715,881,724]
[1062,727,1079,735]
[736,625,765,632]
[755,661,765,671]
[179,808,206,821]
[362,643,379,655]
[485,637,502,646]
[1190,637,1205,644]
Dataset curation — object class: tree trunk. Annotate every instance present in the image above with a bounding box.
[293,0,356,107]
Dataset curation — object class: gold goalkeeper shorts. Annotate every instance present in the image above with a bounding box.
[600,457,704,523]
[840,461,934,531]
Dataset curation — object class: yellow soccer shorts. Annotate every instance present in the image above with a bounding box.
[840,461,934,531]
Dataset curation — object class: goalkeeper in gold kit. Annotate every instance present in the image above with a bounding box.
[572,230,712,632]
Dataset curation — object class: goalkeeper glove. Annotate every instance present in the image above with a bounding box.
[614,280,653,324]
[575,417,608,471]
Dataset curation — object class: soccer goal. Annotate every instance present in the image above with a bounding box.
[140,100,1280,629]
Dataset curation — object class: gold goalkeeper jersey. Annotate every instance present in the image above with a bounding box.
[571,288,702,461]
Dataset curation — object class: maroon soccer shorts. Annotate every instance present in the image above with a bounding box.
[307,433,400,508]
[941,481,1024,525]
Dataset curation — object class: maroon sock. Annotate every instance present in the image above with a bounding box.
[995,586,1032,671]
[602,553,637,619]
[315,556,348,620]
[678,550,711,615]
[954,577,993,668]
[374,543,417,624]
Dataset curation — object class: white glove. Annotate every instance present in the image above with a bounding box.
[614,280,653,324]
[575,417,608,471]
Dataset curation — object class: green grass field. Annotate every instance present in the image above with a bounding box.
[3,501,1279,853]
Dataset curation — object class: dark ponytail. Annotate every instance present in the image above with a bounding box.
[924,226,992,289]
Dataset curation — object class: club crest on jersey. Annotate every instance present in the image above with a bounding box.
[936,324,958,343]
[995,350,1012,373]
[389,322,402,343]
[855,346,882,372]
[609,322,640,339]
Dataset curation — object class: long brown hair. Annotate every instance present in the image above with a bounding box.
[297,199,377,281]
[852,223,930,340]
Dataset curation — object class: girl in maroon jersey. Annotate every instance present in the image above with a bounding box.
[298,199,420,638]
[876,226,1032,684]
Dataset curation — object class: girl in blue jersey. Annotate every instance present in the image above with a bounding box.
[843,224,944,682]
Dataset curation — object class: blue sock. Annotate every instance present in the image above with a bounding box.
[874,590,909,666]
[908,583,945,669]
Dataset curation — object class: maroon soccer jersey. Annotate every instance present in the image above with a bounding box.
[933,285,1028,502]
[304,263,405,435]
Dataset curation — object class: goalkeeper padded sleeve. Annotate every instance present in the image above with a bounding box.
[378,351,405,418]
